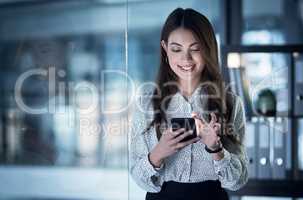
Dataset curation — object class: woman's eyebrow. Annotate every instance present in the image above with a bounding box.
[169,42,199,46]
[169,42,182,46]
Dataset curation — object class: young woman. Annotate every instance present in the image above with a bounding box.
[130,8,248,200]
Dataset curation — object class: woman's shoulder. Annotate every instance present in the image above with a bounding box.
[131,88,155,134]
[135,89,154,108]
[133,87,155,118]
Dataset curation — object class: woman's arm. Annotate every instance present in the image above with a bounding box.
[212,96,249,191]
[130,94,199,192]
[129,102,164,193]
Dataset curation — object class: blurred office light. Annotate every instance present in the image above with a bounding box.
[242,30,284,45]
[227,53,241,68]
[242,0,303,45]
[242,53,273,78]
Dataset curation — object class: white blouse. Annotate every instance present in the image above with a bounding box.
[129,85,248,193]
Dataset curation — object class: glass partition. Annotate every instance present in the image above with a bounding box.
[0,1,129,199]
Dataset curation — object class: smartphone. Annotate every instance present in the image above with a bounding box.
[171,118,197,142]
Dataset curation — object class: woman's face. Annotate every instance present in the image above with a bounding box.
[162,28,205,85]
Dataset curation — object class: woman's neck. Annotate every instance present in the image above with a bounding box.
[178,78,200,97]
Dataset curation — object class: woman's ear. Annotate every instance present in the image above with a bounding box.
[161,40,167,53]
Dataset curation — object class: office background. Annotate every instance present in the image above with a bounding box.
[0,0,303,199]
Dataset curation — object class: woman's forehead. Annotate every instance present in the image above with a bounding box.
[168,28,199,45]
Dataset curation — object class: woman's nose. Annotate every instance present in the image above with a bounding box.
[181,51,193,61]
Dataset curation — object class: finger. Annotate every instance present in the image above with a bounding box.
[214,122,221,128]
[163,128,174,139]
[196,125,207,139]
[175,137,200,149]
[210,113,217,125]
[163,127,173,134]
[192,117,203,128]
[171,128,186,137]
[192,112,208,124]
[171,130,194,144]
[200,115,208,124]
[213,123,221,134]
[192,117,204,137]
[192,114,206,131]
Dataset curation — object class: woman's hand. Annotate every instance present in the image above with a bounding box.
[191,112,222,151]
[149,127,200,168]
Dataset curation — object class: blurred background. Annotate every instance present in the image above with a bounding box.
[0,0,303,199]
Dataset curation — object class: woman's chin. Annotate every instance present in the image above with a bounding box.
[178,74,200,82]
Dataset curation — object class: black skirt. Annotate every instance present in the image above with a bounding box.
[145,180,229,200]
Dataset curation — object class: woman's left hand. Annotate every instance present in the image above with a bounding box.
[191,112,222,150]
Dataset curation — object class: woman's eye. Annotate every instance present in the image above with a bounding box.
[171,48,181,52]
[190,48,200,52]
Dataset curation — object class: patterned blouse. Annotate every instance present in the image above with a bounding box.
[129,85,248,193]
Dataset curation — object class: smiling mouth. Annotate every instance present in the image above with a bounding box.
[178,65,195,72]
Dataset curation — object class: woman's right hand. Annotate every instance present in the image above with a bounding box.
[148,128,200,168]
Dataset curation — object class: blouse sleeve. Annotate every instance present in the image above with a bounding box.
[213,96,249,191]
[129,99,164,193]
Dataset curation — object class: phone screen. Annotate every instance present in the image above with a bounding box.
[171,118,197,142]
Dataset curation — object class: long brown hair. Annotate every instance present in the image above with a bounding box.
[145,8,240,152]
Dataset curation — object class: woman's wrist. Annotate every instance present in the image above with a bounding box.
[204,145,224,160]
[205,145,222,153]
[148,151,163,168]
[211,149,224,161]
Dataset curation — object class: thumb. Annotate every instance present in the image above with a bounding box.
[191,113,204,136]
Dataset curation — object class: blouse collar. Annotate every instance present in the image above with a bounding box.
[175,84,204,104]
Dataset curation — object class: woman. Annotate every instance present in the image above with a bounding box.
[130,8,248,200]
